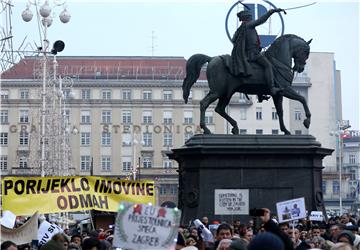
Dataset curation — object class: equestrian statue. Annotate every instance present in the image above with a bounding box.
[182,8,312,135]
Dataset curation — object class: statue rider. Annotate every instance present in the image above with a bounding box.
[230,8,284,96]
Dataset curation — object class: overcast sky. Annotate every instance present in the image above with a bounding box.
[5,0,360,129]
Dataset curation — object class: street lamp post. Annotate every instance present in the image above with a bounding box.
[330,120,351,215]
[21,0,71,176]
[131,133,144,181]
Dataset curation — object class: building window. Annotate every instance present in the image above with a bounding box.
[159,185,167,195]
[0,110,8,124]
[19,157,28,168]
[122,89,132,100]
[101,89,112,100]
[122,134,132,147]
[81,110,91,124]
[163,90,173,100]
[19,131,29,145]
[0,132,8,145]
[143,156,152,168]
[122,110,132,124]
[19,110,29,123]
[295,130,302,135]
[240,108,247,120]
[122,156,132,171]
[184,132,193,142]
[101,156,111,172]
[163,133,173,147]
[81,89,91,100]
[143,90,152,100]
[256,107,262,120]
[101,110,112,124]
[1,90,9,99]
[322,181,327,194]
[170,184,177,195]
[349,169,356,180]
[19,89,29,99]
[101,132,111,146]
[143,132,152,147]
[184,111,193,124]
[272,129,279,135]
[240,129,247,135]
[295,109,302,120]
[81,132,91,146]
[163,160,173,168]
[64,110,70,123]
[333,180,340,194]
[349,154,356,164]
[0,156,7,170]
[205,111,214,124]
[256,129,263,135]
[63,89,73,99]
[272,108,278,120]
[163,111,173,124]
[80,155,91,171]
[142,110,153,124]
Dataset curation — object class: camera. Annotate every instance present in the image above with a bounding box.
[249,208,265,217]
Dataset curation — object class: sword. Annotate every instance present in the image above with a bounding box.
[282,2,317,14]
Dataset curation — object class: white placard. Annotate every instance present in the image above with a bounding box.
[113,202,181,250]
[38,221,63,246]
[214,189,249,215]
[0,210,16,229]
[276,197,306,223]
[309,211,324,221]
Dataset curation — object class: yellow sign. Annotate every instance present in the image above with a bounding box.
[1,176,155,216]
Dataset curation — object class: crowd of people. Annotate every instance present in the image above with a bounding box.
[176,209,360,250]
[2,209,360,250]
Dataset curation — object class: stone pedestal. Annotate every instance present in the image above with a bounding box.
[168,134,333,224]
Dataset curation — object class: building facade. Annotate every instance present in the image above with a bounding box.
[1,54,347,210]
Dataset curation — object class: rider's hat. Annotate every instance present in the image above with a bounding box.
[237,10,252,21]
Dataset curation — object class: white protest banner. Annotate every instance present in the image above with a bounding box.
[309,211,324,221]
[1,212,38,245]
[214,189,249,215]
[38,220,63,246]
[0,210,17,229]
[276,197,306,223]
[113,202,181,250]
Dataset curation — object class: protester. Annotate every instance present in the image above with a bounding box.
[70,234,82,249]
[40,233,67,250]
[330,242,353,250]
[1,241,17,250]
[216,239,232,250]
[247,232,285,250]
[337,230,356,246]
[81,237,101,250]
[212,223,234,249]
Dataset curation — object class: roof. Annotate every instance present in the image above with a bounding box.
[1,56,202,81]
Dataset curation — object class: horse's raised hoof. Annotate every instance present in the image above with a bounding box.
[303,119,311,128]
[232,127,239,135]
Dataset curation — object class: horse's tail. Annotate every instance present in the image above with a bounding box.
[183,54,212,104]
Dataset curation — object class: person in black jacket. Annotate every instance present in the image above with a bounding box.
[260,208,294,250]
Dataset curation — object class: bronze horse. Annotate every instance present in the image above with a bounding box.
[183,34,312,135]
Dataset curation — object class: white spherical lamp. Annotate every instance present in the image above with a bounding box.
[59,9,71,23]
[21,7,33,22]
[42,16,53,27]
[40,1,51,18]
